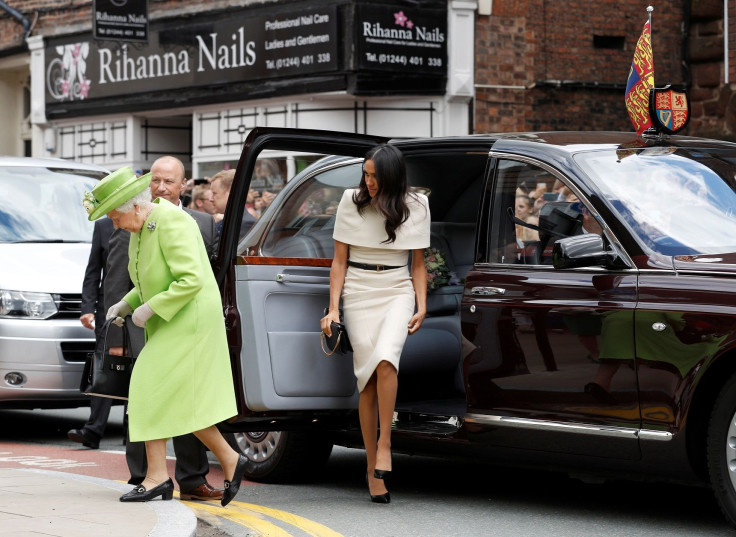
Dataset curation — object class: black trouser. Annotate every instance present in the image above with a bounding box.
[81,308,112,442]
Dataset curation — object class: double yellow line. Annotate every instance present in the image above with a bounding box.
[186,498,345,537]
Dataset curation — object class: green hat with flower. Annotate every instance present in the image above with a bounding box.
[83,166,152,221]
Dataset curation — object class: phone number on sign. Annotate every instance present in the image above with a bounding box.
[266,53,332,70]
[372,54,442,67]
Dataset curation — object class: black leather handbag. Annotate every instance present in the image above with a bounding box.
[80,317,134,400]
[321,308,353,356]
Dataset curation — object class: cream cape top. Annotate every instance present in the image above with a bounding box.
[332,189,431,249]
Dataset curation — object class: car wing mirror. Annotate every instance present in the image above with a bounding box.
[552,234,612,269]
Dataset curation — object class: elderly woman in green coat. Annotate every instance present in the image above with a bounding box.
[83,167,246,506]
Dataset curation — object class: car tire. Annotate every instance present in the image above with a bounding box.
[707,372,736,527]
[234,430,333,483]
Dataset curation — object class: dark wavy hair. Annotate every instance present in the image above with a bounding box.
[353,144,413,244]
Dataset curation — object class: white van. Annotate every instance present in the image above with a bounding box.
[0,157,108,408]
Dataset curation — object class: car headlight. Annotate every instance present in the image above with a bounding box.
[0,290,58,319]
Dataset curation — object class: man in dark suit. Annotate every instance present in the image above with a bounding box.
[102,225,145,477]
[68,217,114,449]
[119,155,236,501]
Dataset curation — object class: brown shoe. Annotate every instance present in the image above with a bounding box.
[179,482,224,501]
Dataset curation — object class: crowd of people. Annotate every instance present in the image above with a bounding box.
[180,163,281,225]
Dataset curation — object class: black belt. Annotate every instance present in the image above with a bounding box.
[347,260,406,272]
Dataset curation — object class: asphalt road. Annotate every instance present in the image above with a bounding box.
[1,405,734,537]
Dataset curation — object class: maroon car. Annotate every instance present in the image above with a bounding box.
[214,128,736,527]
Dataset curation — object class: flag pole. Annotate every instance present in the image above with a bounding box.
[647,5,658,139]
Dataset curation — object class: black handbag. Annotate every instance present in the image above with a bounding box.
[80,317,134,400]
[321,308,353,356]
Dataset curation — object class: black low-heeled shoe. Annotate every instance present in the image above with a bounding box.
[366,474,391,504]
[119,478,174,502]
[221,454,247,507]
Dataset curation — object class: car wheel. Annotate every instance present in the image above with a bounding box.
[234,430,333,483]
[707,373,736,527]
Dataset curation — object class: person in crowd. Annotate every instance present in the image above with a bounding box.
[67,216,115,450]
[190,183,216,215]
[150,156,218,258]
[515,194,540,243]
[210,169,256,238]
[83,166,246,505]
[320,144,430,504]
[258,190,277,216]
[253,158,284,190]
[245,189,260,219]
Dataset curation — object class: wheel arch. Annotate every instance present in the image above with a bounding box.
[686,348,736,481]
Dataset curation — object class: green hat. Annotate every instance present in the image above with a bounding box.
[83,167,152,220]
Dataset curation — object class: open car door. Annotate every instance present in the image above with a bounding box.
[214,128,388,420]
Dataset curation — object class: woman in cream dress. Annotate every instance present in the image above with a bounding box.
[321,145,430,503]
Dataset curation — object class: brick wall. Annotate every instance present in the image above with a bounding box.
[688,0,734,139]
[474,0,685,134]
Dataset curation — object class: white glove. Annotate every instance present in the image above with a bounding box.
[132,303,155,328]
[106,300,132,327]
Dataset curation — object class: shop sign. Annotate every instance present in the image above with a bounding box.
[45,6,338,103]
[93,0,148,42]
[356,4,447,75]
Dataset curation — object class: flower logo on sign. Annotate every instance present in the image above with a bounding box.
[394,10,413,29]
[46,42,92,101]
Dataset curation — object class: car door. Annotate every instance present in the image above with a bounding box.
[215,128,387,415]
[461,154,642,459]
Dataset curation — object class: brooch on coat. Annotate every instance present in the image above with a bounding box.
[147,221,157,232]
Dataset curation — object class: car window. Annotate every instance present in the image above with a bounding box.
[489,159,583,265]
[0,166,103,242]
[575,149,736,256]
[261,160,361,258]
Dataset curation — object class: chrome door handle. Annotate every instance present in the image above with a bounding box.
[470,286,506,296]
[276,274,330,284]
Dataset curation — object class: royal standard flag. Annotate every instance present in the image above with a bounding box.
[625,19,654,135]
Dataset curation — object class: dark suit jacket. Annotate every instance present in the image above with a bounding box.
[104,228,145,352]
[184,207,218,258]
[81,218,114,338]
[216,210,256,240]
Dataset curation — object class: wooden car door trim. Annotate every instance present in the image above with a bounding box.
[465,413,672,441]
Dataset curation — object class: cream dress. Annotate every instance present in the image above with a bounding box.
[333,189,431,392]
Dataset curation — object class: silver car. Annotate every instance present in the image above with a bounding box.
[0,157,108,408]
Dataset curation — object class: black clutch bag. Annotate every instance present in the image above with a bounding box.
[321,308,353,356]
[80,317,134,400]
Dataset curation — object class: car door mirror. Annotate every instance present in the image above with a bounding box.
[552,233,610,269]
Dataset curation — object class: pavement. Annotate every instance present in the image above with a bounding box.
[0,467,198,537]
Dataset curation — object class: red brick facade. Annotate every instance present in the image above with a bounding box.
[474,0,686,134]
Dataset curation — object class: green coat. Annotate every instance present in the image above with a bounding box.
[123,198,236,441]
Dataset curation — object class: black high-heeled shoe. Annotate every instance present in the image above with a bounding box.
[373,468,392,480]
[221,454,247,507]
[366,474,391,504]
[119,478,174,502]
